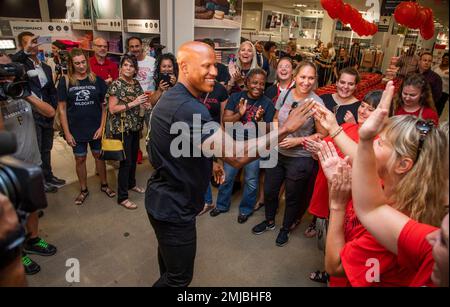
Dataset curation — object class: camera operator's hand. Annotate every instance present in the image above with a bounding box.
[65,133,76,147]
[0,193,19,243]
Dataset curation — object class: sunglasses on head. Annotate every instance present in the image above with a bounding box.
[415,119,434,162]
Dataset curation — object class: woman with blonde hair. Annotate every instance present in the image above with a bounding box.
[228,40,259,93]
[58,48,116,205]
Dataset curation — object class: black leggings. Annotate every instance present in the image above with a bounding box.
[115,130,140,203]
[264,154,315,229]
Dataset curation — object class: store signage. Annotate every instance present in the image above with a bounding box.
[95,19,122,32]
[378,16,391,32]
[124,19,160,34]
[380,0,402,16]
[72,19,93,30]
[10,21,72,36]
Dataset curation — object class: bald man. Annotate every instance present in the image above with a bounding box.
[145,41,315,287]
[89,37,118,85]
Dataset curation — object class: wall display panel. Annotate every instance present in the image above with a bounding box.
[93,0,122,32]
[122,0,159,20]
[0,0,41,19]
[48,0,91,21]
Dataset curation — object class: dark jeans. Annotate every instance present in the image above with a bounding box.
[148,213,196,287]
[116,130,140,204]
[264,154,314,229]
[35,124,54,181]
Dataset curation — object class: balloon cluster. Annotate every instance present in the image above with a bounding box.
[320,0,378,36]
[394,2,435,40]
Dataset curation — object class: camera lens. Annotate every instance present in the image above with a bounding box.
[0,165,19,209]
[5,83,24,99]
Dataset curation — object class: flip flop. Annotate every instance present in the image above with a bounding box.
[130,186,145,194]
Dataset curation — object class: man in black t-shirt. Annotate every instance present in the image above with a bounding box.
[146,41,316,287]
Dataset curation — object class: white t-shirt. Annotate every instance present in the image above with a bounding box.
[137,55,156,92]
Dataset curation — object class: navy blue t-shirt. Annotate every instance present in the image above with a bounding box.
[199,82,228,124]
[225,91,275,140]
[146,83,216,223]
[57,76,106,142]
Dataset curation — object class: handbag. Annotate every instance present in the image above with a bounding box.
[100,112,126,161]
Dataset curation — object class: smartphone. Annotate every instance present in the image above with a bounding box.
[160,73,172,85]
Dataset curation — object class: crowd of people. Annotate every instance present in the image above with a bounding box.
[0,32,448,288]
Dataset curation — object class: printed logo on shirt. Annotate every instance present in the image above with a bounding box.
[69,86,96,107]
[0,100,30,121]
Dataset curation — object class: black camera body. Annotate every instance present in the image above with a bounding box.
[0,62,31,101]
[55,50,69,76]
[0,132,47,213]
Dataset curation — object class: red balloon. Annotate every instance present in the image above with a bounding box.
[371,23,378,35]
[339,4,353,25]
[350,7,361,21]
[326,0,344,19]
[394,2,419,28]
[422,7,433,24]
[320,0,334,11]
[416,6,428,26]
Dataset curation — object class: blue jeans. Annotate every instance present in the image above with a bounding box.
[216,160,260,216]
[204,184,213,205]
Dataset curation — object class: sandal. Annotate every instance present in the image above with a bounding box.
[101,184,116,198]
[130,186,145,194]
[119,199,138,210]
[253,202,265,212]
[304,222,317,238]
[75,189,89,206]
[309,270,329,284]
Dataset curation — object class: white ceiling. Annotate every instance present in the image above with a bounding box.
[244,0,449,27]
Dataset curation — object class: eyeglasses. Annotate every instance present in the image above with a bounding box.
[415,120,434,162]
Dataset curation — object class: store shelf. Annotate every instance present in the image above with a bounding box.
[194,18,242,29]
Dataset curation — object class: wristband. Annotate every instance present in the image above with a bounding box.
[330,127,343,139]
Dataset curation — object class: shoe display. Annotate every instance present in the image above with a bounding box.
[23,237,57,256]
[252,220,275,235]
[276,228,290,247]
[22,255,40,275]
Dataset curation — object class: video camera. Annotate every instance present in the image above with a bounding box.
[55,50,69,76]
[0,132,48,214]
[0,62,31,101]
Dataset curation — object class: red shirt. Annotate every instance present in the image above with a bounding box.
[340,213,416,287]
[395,106,439,125]
[398,220,437,287]
[308,123,360,219]
[89,56,119,82]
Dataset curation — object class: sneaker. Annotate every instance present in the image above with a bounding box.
[44,182,58,193]
[276,228,290,247]
[23,237,57,256]
[47,175,66,187]
[209,208,226,217]
[252,220,275,235]
[22,255,40,275]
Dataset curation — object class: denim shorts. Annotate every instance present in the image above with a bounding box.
[73,139,102,157]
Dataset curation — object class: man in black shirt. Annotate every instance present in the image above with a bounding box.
[146,41,315,287]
